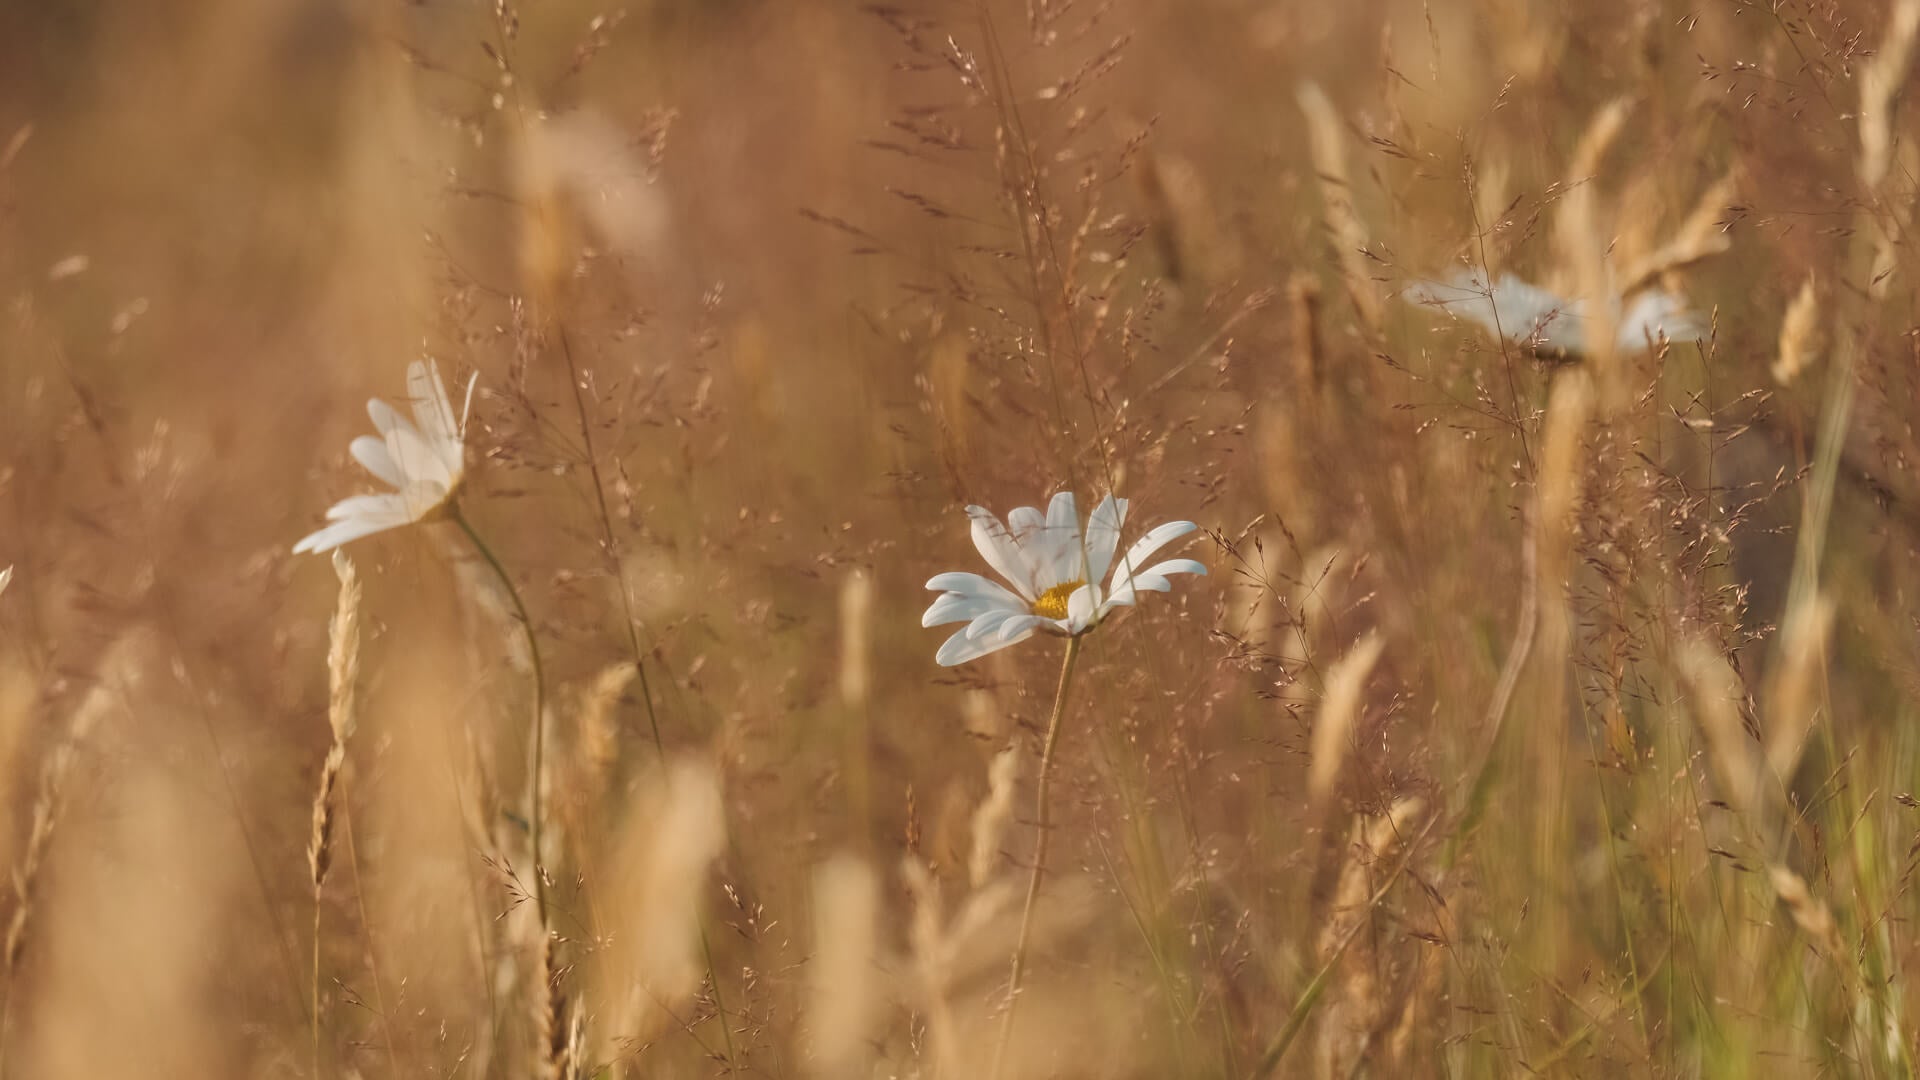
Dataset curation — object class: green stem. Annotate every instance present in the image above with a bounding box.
[453,507,549,921]
[989,634,1084,1080]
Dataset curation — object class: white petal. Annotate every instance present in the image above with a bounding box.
[1082,494,1126,585]
[407,359,460,460]
[937,625,1035,666]
[0,566,11,597]
[968,506,1036,600]
[966,609,1026,640]
[925,572,1027,608]
[367,398,405,437]
[922,590,1019,628]
[1005,504,1048,575]
[293,513,406,554]
[349,435,404,488]
[1138,558,1207,580]
[323,493,412,522]
[1032,491,1084,589]
[1109,520,1199,590]
[1403,272,1587,354]
[385,418,456,491]
[993,614,1051,642]
[1064,583,1100,634]
[1101,565,1201,611]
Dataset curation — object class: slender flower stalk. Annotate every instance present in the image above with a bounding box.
[453,507,550,920]
[989,633,1083,1080]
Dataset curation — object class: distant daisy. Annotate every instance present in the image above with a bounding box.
[293,359,476,555]
[923,492,1206,666]
[1403,270,1706,357]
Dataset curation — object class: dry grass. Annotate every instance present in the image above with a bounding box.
[7,0,1920,1076]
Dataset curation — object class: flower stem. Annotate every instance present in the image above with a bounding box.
[989,633,1084,1080]
[453,508,549,921]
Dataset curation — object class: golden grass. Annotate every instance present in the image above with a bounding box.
[7,0,1920,1076]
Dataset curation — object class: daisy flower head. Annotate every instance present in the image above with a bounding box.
[922,491,1206,667]
[293,359,477,555]
[1402,271,1707,357]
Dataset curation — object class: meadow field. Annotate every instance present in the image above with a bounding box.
[2,0,1918,1076]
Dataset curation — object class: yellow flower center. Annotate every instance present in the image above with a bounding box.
[1031,580,1085,620]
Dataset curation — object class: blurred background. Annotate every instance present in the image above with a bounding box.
[1,0,1918,1076]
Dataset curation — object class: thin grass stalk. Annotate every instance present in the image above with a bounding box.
[988,633,1084,1080]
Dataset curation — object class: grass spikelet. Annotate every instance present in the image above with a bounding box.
[1859,0,1920,191]
[1296,81,1382,332]
[0,632,141,1066]
[1287,273,1323,392]
[307,551,361,1074]
[592,758,727,1055]
[575,661,637,779]
[1310,631,1384,811]
[1771,276,1823,386]
[969,746,1021,889]
[538,929,572,1080]
[1556,99,1630,399]
[805,854,879,1076]
[1763,589,1835,788]
[839,568,874,710]
[1678,637,1759,816]
[1619,169,1738,293]
[1537,369,1594,604]
[1312,797,1426,1078]
[1768,865,1844,959]
[309,551,362,892]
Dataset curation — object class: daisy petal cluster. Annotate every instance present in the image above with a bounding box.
[1403,270,1706,356]
[293,360,476,555]
[922,492,1206,666]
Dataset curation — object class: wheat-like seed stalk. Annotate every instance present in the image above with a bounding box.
[1768,865,1844,959]
[1297,81,1381,333]
[838,569,874,710]
[968,746,1021,890]
[1771,276,1823,387]
[1309,632,1384,811]
[1556,98,1630,403]
[806,854,880,1076]
[1313,798,1426,1078]
[1763,588,1836,788]
[539,930,572,1080]
[1859,0,1920,192]
[308,550,361,1077]
[0,633,133,1071]
[1678,637,1761,817]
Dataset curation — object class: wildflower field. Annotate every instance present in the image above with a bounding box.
[3,0,1920,1076]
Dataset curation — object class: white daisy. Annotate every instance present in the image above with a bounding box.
[922,491,1206,667]
[293,359,477,555]
[1403,270,1706,356]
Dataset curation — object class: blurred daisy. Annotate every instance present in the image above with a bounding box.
[1403,270,1706,357]
[923,492,1206,666]
[293,359,476,555]
[0,565,10,598]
